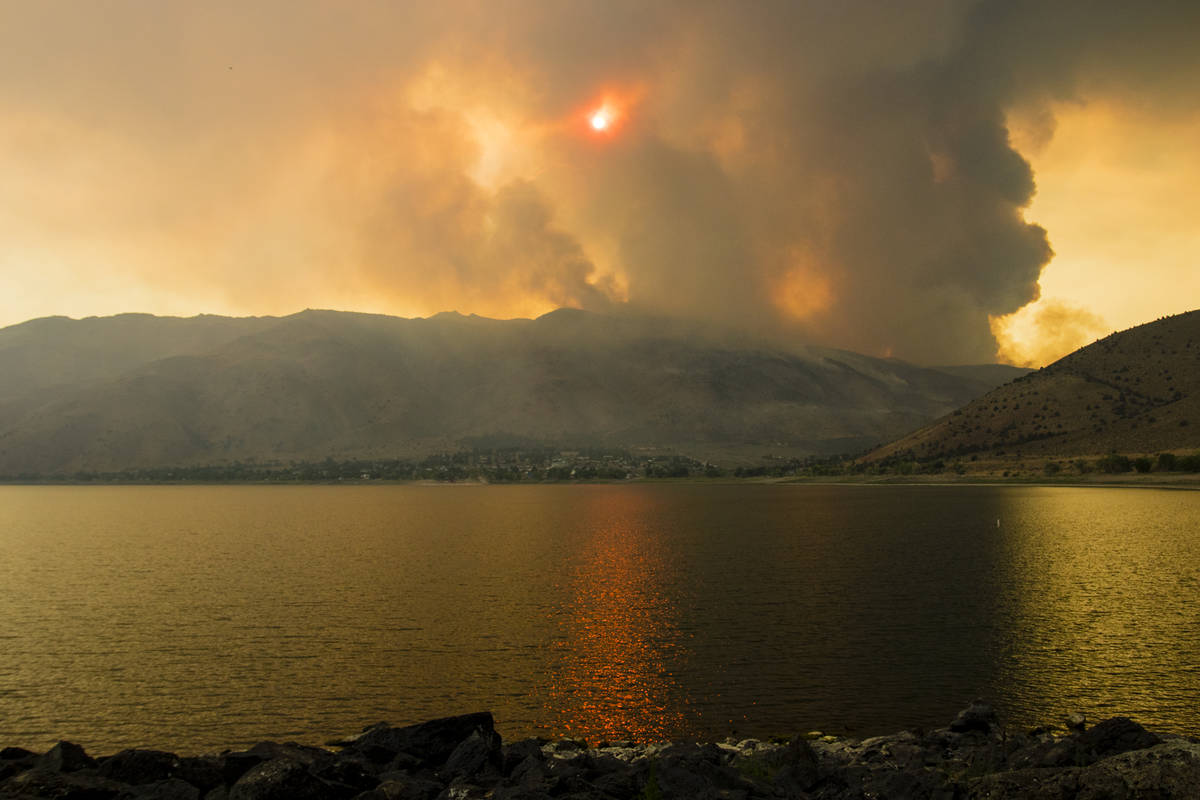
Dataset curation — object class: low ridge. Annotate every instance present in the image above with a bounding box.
[864,310,1200,465]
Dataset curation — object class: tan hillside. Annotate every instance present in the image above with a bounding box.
[864,310,1200,464]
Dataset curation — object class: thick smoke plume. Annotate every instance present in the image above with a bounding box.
[1,1,1198,362]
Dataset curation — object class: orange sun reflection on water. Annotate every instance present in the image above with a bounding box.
[543,490,688,742]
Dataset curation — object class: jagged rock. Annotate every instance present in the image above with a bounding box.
[434,779,490,799]
[1027,716,1164,770]
[219,751,267,786]
[3,767,125,799]
[588,764,638,798]
[499,740,544,776]
[341,713,497,769]
[98,749,180,785]
[483,787,552,800]
[950,700,998,734]
[1075,716,1162,761]
[773,735,822,796]
[245,742,333,768]
[442,729,502,781]
[173,756,225,794]
[312,759,378,795]
[351,774,445,800]
[118,777,202,800]
[227,757,344,800]
[507,754,546,788]
[640,742,750,799]
[1066,713,1087,732]
[6,711,1200,800]
[378,751,422,774]
[37,740,99,773]
[0,747,37,760]
[1076,740,1200,799]
[0,747,38,782]
[964,764,1080,799]
[515,752,582,796]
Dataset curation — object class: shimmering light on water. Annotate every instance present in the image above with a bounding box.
[544,488,686,741]
[0,484,1197,753]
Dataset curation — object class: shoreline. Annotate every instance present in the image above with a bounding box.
[4,705,1199,799]
[2,474,1199,489]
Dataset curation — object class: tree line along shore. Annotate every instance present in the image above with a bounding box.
[3,445,1200,485]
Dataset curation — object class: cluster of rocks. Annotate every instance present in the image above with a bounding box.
[3,703,1199,799]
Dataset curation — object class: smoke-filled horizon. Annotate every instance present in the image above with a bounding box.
[2,1,1199,365]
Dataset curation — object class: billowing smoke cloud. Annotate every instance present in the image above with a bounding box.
[994,299,1109,367]
[1,1,1198,362]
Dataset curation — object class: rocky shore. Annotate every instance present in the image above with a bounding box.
[3,703,1199,799]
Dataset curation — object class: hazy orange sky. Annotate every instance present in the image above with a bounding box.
[2,1,1198,365]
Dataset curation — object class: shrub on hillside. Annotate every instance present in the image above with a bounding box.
[1097,454,1132,474]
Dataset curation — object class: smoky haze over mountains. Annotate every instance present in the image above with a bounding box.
[0,310,1026,475]
[4,2,1200,364]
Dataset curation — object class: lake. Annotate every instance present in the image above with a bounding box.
[1,483,1198,754]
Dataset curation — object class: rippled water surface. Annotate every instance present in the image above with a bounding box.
[1,484,1198,752]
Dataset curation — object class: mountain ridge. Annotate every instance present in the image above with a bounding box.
[0,309,1026,474]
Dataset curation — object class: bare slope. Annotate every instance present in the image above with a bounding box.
[0,309,1014,474]
[865,310,1200,464]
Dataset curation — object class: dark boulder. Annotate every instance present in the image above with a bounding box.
[433,778,492,799]
[965,765,1083,799]
[351,774,445,800]
[500,740,544,776]
[245,741,333,768]
[341,713,497,769]
[227,756,347,800]
[442,729,502,781]
[98,749,180,785]
[589,763,638,798]
[1,746,37,760]
[1077,740,1200,798]
[949,700,998,734]
[773,736,822,796]
[381,751,423,773]
[311,758,378,795]
[2,767,125,799]
[641,743,749,799]
[483,786,553,800]
[38,740,99,773]
[117,777,202,800]
[0,746,38,781]
[1031,716,1164,770]
[1076,716,1162,761]
[172,756,224,794]
[219,751,267,786]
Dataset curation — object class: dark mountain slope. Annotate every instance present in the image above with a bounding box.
[0,308,1016,474]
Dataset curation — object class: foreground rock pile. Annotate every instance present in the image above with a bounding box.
[3,703,1199,799]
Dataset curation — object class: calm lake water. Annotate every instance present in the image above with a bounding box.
[1,484,1199,753]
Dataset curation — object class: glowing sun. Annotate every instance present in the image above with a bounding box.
[590,109,611,131]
